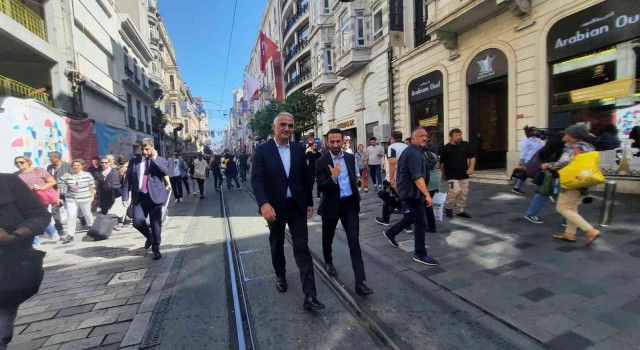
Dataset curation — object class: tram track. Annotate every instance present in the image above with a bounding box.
[238,185,405,350]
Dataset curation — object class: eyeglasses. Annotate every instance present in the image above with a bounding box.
[14,161,25,165]
[279,123,294,129]
[101,161,110,164]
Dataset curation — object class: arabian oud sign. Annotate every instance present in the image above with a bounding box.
[409,70,443,104]
[547,0,640,62]
[466,48,508,85]
[336,119,356,130]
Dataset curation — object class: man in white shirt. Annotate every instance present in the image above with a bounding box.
[193,154,208,199]
[513,129,543,194]
[365,137,384,191]
[376,131,409,225]
[168,151,186,203]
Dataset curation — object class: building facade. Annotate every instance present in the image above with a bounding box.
[310,0,392,148]
[391,0,640,176]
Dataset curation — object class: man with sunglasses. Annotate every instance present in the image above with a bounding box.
[252,112,324,311]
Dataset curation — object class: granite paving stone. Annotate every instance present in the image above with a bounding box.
[55,304,95,318]
[520,287,555,302]
[56,336,104,350]
[42,329,92,347]
[88,322,131,337]
[545,331,594,350]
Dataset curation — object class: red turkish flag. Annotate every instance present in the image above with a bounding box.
[259,32,278,73]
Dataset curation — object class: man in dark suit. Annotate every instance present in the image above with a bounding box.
[122,138,169,260]
[251,112,324,310]
[316,128,373,296]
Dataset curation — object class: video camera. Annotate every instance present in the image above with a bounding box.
[524,125,564,141]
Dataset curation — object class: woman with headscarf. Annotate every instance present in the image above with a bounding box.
[541,124,601,245]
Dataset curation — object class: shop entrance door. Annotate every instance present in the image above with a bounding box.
[468,77,508,170]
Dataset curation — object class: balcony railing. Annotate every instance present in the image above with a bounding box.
[285,68,311,93]
[125,67,133,79]
[0,74,51,105]
[146,125,151,135]
[284,38,310,66]
[128,116,136,129]
[0,0,48,42]
[414,20,431,48]
[283,4,309,37]
[138,120,145,132]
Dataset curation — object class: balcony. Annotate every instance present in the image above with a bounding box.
[0,74,51,105]
[284,38,310,67]
[146,124,151,135]
[336,42,370,77]
[0,0,48,42]
[283,4,309,38]
[128,116,136,129]
[285,68,311,94]
[312,71,337,94]
[138,120,145,132]
[123,68,154,102]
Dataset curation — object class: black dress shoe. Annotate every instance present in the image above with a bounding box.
[62,235,74,244]
[153,252,162,260]
[303,297,325,310]
[144,238,152,250]
[326,263,337,277]
[276,277,287,293]
[457,212,472,218]
[355,282,374,296]
[445,208,454,217]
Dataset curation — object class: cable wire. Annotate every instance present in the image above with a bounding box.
[218,0,240,111]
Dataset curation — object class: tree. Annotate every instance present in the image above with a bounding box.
[283,92,324,133]
[249,101,283,141]
[248,92,324,141]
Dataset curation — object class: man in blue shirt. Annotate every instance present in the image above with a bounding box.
[316,128,373,296]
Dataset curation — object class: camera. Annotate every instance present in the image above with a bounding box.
[524,125,564,141]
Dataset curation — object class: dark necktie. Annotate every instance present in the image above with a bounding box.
[142,158,150,194]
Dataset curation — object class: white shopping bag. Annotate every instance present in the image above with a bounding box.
[432,192,447,221]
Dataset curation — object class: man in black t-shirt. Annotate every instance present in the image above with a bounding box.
[306,143,322,199]
[439,128,476,218]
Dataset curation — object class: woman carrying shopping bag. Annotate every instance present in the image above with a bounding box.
[541,125,602,245]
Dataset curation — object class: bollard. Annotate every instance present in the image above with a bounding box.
[599,180,616,227]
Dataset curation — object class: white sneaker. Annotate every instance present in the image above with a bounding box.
[174,198,179,203]
[50,233,61,242]
[179,198,184,203]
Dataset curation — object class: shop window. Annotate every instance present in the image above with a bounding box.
[373,9,383,42]
[411,97,444,147]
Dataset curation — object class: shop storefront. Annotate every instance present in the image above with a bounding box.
[409,70,444,146]
[336,117,357,151]
[547,0,640,138]
[467,48,509,170]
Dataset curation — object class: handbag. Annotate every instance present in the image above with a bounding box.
[510,168,527,181]
[535,171,554,196]
[0,248,46,307]
[34,188,59,206]
[558,151,606,189]
[432,192,447,221]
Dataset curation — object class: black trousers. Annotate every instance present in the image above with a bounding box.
[181,176,190,194]
[170,176,183,199]
[196,178,205,196]
[387,197,428,257]
[213,172,223,189]
[321,195,366,282]
[131,193,163,253]
[240,166,248,181]
[99,190,115,215]
[267,198,316,298]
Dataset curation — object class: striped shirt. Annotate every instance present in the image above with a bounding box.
[59,171,95,202]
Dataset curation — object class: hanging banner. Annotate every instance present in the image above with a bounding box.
[95,122,136,159]
[0,97,69,173]
[389,0,405,47]
[68,118,97,167]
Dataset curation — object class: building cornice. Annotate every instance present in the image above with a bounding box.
[119,17,153,64]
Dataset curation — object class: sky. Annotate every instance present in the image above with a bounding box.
[158,0,267,139]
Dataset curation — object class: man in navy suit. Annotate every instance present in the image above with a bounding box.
[122,138,169,260]
[316,128,373,296]
[251,112,324,310]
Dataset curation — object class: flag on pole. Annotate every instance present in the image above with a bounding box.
[259,31,279,74]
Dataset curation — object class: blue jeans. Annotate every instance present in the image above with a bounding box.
[368,164,382,186]
[526,194,549,216]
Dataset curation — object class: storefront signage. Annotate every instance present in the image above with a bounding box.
[466,49,508,85]
[336,118,356,130]
[547,0,640,62]
[418,116,439,127]
[570,77,633,103]
[389,0,404,47]
[408,71,443,104]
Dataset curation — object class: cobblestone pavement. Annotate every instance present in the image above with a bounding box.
[9,195,198,350]
[10,179,639,350]
[311,181,639,350]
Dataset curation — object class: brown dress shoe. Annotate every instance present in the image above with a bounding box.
[552,233,576,242]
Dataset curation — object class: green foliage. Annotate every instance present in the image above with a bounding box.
[248,92,324,141]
